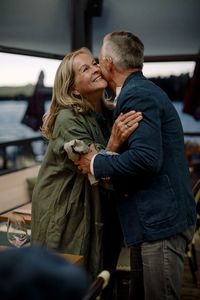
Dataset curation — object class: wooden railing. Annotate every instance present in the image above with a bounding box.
[0,133,199,173]
[184,132,200,137]
[0,136,45,171]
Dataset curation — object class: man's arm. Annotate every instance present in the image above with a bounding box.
[94,98,163,179]
[75,144,98,174]
[76,96,163,179]
[75,111,143,174]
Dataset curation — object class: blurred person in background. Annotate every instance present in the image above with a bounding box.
[0,246,90,300]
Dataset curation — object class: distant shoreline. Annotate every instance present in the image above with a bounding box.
[0,84,34,100]
[0,84,52,101]
[0,72,190,102]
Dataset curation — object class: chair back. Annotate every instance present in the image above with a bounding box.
[83,270,110,300]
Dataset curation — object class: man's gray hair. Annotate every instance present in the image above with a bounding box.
[102,31,144,70]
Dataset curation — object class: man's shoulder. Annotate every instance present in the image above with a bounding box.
[121,73,168,100]
[119,78,148,101]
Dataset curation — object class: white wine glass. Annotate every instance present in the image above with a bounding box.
[7,213,28,248]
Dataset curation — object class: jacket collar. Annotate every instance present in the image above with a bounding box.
[122,71,145,89]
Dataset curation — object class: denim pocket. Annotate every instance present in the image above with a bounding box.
[137,175,177,228]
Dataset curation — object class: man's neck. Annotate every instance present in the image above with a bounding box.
[113,86,121,105]
[111,68,141,93]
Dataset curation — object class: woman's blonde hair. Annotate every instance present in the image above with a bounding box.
[41,47,113,139]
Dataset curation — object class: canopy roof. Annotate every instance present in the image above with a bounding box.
[0,0,199,60]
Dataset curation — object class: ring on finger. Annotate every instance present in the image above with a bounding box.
[126,122,132,128]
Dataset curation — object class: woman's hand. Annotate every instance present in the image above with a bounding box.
[106,110,142,152]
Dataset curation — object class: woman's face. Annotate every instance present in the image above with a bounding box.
[72,53,108,98]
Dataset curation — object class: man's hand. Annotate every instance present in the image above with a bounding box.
[75,144,98,174]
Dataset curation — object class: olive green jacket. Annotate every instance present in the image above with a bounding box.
[31,108,113,278]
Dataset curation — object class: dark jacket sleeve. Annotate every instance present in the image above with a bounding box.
[94,92,164,179]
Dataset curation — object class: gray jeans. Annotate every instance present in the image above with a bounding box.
[129,225,195,300]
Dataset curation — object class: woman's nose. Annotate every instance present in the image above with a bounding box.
[92,64,100,72]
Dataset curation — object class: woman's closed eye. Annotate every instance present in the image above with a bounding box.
[80,61,98,72]
[82,66,88,72]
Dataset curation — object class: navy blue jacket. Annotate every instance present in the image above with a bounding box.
[94,71,197,246]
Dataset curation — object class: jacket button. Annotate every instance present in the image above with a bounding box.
[124,194,129,198]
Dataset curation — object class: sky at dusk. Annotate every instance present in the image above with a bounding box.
[0,53,195,87]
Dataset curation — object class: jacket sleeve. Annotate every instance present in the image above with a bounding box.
[94,94,164,179]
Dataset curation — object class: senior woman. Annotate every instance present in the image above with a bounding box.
[31,47,142,280]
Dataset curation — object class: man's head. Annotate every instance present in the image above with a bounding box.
[99,31,144,88]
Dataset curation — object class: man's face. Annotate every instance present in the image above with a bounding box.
[99,46,111,83]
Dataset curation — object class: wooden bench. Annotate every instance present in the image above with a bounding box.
[0,164,40,221]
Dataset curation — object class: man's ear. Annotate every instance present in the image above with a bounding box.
[105,56,113,72]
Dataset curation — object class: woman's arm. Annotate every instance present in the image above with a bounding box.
[106,110,142,152]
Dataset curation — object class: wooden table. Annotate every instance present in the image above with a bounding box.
[56,253,84,266]
[0,203,32,225]
[0,203,84,266]
[0,246,84,266]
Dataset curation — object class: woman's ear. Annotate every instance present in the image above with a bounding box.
[72,88,82,99]
[72,88,80,97]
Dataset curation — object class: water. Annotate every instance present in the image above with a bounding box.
[0,100,200,153]
[0,100,50,159]
[0,101,43,140]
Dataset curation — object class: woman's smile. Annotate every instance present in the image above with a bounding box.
[73,53,108,97]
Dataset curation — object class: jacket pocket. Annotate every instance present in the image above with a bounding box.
[136,175,177,228]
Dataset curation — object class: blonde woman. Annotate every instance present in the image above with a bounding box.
[31,47,142,279]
